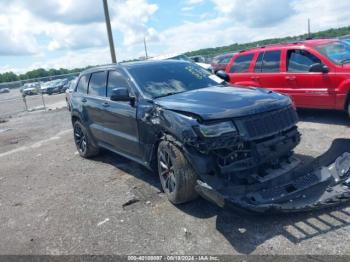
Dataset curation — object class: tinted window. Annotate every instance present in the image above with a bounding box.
[220,56,232,64]
[261,51,281,72]
[315,41,350,64]
[254,52,264,72]
[229,54,254,73]
[107,70,130,97]
[88,71,107,97]
[127,62,224,98]
[287,50,322,72]
[76,75,89,94]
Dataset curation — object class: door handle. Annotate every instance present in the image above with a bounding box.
[285,76,296,80]
[102,102,110,107]
[250,76,259,80]
[81,98,87,103]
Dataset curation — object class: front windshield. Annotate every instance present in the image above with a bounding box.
[315,41,350,64]
[170,55,192,62]
[128,62,223,98]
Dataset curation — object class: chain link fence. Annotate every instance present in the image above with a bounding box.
[0,72,80,118]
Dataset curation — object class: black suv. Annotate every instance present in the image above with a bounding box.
[70,60,350,212]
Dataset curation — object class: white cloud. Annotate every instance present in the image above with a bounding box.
[111,0,159,46]
[21,0,105,25]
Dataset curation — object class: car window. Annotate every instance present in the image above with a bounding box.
[107,70,130,97]
[254,52,264,72]
[127,62,223,99]
[88,71,107,97]
[287,50,322,72]
[76,75,89,94]
[229,54,254,73]
[261,51,281,72]
[220,56,231,64]
[315,41,350,64]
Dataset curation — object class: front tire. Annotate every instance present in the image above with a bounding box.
[73,121,99,158]
[157,140,198,204]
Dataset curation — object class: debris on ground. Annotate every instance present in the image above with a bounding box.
[9,139,18,144]
[238,228,247,234]
[183,227,191,238]
[145,201,151,205]
[97,218,110,226]
[0,118,8,124]
[122,197,140,208]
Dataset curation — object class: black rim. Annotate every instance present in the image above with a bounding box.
[74,124,87,154]
[159,149,176,193]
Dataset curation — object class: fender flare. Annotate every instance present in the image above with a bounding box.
[337,80,350,109]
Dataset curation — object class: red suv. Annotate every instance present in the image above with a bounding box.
[225,39,350,117]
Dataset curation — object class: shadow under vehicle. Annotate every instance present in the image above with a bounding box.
[70,60,350,214]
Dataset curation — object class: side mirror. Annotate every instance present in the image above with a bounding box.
[215,70,230,82]
[309,63,329,73]
[110,87,131,102]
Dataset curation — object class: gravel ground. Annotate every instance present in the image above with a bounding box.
[0,107,349,255]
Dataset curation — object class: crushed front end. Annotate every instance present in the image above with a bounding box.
[179,106,350,213]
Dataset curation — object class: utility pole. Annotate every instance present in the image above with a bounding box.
[103,0,117,63]
[308,18,311,38]
[144,37,148,59]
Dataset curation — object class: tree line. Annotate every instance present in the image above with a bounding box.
[0,68,84,84]
[185,26,350,57]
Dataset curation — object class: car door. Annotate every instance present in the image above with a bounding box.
[85,70,109,143]
[227,53,255,86]
[101,69,141,159]
[72,73,90,121]
[284,49,335,109]
[254,50,286,93]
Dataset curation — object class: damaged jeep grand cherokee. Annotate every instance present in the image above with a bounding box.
[70,60,350,213]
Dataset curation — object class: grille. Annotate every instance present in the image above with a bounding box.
[240,106,298,139]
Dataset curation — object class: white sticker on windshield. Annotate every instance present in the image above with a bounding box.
[209,74,224,84]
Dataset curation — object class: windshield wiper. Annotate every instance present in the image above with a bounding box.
[154,91,185,99]
[340,58,350,64]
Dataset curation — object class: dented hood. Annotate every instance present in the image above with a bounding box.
[154,86,291,120]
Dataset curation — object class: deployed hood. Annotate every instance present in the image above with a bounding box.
[155,86,292,120]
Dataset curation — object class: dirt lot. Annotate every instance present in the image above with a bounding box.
[0,107,349,255]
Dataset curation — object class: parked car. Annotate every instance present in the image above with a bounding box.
[21,83,40,96]
[189,55,206,63]
[41,79,68,95]
[150,53,212,71]
[0,88,10,94]
[339,35,350,45]
[223,39,350,117]
[211,53,235,73]
[70,60,350,213]
[65,79,77,111]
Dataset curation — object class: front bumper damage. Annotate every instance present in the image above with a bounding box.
[195,139,350,213]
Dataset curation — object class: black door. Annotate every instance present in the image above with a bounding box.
[101,69,140,159]
[85,71,109,143]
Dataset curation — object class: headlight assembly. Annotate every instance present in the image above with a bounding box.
[196,121,237,138]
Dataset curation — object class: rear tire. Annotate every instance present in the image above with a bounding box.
[157,140,198,204]
[73,121,99,158]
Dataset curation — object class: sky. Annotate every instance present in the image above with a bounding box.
[1,0,350,73]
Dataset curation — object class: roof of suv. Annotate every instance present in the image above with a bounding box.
[239,38,339,54]
[80,60,193,75]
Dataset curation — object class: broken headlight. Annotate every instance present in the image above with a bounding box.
[196,121,237,138]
